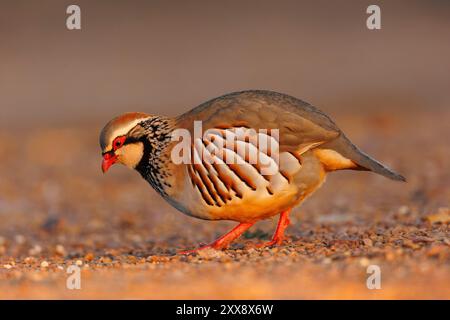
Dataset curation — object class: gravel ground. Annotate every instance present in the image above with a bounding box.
[0,109,448,299]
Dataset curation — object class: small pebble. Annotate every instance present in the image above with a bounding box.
[84,253,94,261]
[15,235,26,244]
[55,245,66,256]
[99,256,112,264]
[359,257,370,267]
[197,248,225,259]
[398,206,410,215]
[24,257,35,264]
[403,239,420,250]
[385,251,396,261]
[29,245,42,256]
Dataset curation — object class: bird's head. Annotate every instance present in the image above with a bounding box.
[99,112,152,173]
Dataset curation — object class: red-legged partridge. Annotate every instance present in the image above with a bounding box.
[100,90,405,252]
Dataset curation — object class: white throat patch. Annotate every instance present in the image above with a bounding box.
[116,142,144,169]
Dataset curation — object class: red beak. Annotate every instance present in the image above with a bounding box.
[102,152,118,173]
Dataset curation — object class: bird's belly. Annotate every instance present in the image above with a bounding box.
[171,178,302,222]
[206,185,301,222]
[167,150,326,222]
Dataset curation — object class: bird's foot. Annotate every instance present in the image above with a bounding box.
[253,236,286,248]
[179,221,254,255]
[179,241,227,255]
[252,209,291,249]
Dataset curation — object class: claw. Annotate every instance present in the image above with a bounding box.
[255,237,286,248]
[179,243,224,255]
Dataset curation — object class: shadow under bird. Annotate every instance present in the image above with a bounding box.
[99,90,405,253]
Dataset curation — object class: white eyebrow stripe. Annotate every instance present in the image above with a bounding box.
[104,117,150,151]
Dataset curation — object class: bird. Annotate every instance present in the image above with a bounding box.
[99,90,405,253]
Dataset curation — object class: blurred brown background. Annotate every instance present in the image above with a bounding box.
[1,0,449,126]
[0,1,449,299]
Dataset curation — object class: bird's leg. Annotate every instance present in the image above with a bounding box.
[180,221,255,254]
[258,208,292,247]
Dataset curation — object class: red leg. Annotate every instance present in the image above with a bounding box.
[258,208,292,247]
[180,221,255,254]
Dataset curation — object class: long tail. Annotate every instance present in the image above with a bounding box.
[319,134,406,182]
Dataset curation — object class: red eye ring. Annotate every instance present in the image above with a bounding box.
[112,136,126,151]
